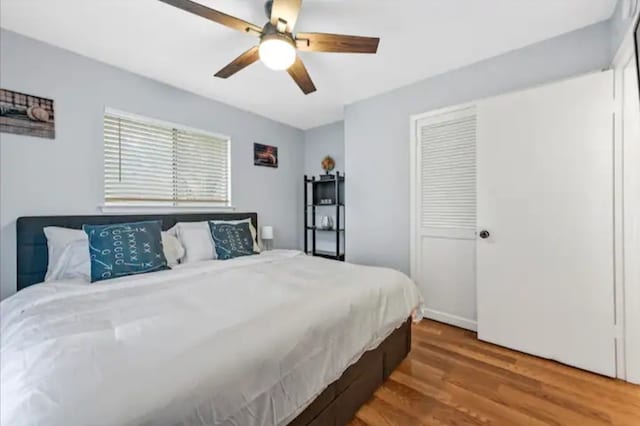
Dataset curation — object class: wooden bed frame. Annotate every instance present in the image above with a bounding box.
[290,317,412,425]
[15,213,412,425]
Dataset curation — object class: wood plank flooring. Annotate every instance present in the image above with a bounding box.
[350,320,640,426]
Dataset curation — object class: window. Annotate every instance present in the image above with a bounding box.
[104,110,230,207]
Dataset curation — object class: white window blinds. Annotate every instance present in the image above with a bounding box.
[104,111,230,205]
[418,107,476,230]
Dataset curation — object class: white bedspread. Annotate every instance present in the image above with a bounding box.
[1,250,422,426]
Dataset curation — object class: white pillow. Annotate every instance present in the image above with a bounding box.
[47,239,91,282]
[43,227,87,281]
[43,226,185,282]
[173,222,216,263]
[173,219,260,263]
[161,232,185,267]
[209,218,260,253]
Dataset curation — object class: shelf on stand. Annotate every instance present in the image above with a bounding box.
[306,226,345,232]
[314,251,346,261]
[304,172,345,262]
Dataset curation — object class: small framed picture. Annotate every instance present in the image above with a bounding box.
[0,88,55,139]
[254,143,278,168]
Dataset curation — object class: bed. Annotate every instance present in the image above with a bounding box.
[1,213,422,426]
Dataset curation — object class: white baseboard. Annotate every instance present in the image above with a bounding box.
[421,308,477,331]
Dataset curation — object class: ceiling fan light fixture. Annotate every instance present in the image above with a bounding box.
[259,34,296,70]
[159,0,379,94]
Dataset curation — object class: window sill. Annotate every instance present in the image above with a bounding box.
[99,204,237,214]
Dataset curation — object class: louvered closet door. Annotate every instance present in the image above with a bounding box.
[412,106,478,330]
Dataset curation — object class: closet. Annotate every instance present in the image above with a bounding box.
[411,70,619,377]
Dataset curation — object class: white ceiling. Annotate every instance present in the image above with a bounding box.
[0,0,616,129]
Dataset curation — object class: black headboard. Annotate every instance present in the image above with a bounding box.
[16,212,258,291]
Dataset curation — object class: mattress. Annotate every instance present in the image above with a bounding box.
[0,250,423,426]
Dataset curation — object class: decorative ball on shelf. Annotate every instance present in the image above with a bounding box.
[321,155,335,174]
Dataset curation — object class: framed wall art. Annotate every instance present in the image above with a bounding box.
[0,89,55,139]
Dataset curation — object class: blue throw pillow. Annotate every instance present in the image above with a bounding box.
[83,220,169,283]
[208,221,258,260]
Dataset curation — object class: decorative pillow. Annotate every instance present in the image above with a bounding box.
[208,218,260,253]
[173,221,217,263]
[83,220,169,282]
[44,226,182,282]
[208,222,258,260]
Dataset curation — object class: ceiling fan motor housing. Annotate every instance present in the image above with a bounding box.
[261,22,295,44]
[264,1,274,19]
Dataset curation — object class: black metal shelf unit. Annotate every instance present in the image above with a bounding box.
[304,172,345,261]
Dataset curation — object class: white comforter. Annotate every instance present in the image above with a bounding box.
[1,250,422,426]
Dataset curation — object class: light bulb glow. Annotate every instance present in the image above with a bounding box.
[259,37,296,70]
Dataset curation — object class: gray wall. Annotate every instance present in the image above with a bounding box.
[0,29,304,299]
[303,121,345,253]
[344,21,613,275]
[304,121,344,177]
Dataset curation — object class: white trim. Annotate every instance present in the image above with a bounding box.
[409,117,417,282]
[422,308,477,332]
[611,20,640,384]
[99,204,236,214]
[410,101,478,124]
[227,132,233,208]
[613,63,626,381]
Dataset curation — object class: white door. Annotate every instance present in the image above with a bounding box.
[620,47,640,383]
[411,106,478,331]
[476,71,616,376]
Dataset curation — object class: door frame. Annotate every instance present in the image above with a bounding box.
[612,13,640,384]
[410,102,478,331]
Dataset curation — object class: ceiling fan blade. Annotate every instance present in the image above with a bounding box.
[270,0,302,32]
[287,57,316,95]
[296,32,379,54]
[214,46,260,79]
[158,0,262,34]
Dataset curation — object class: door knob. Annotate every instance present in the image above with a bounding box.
[479,230,490,239]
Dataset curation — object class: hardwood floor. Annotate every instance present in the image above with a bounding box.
[350,320,640,426]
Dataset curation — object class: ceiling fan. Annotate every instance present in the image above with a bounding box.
[158,0,380,94]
